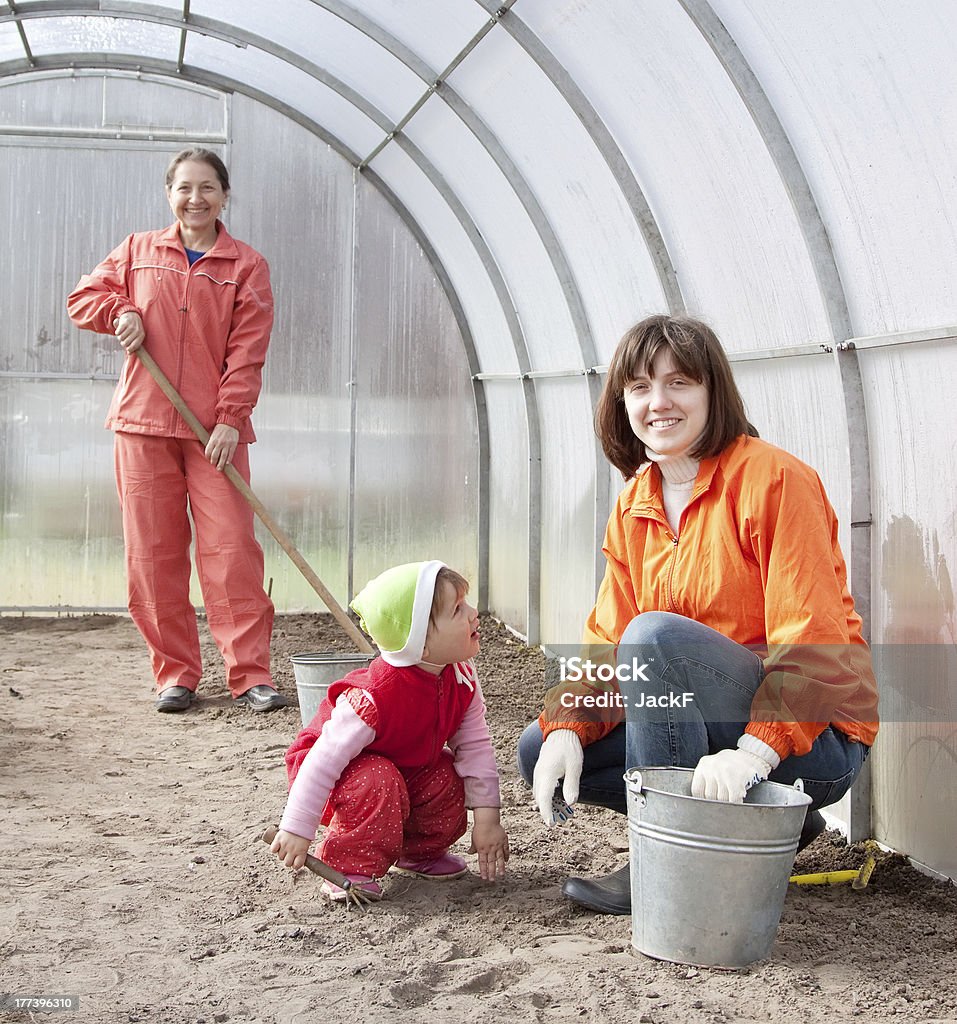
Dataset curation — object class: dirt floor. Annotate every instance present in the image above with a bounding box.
[2,612,956,1024]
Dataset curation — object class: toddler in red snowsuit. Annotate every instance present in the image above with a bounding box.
[270,561,509,901]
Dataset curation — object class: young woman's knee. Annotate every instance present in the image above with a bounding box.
[619,610,687,648]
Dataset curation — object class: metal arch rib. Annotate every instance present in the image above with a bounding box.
[358,167,496,621]
[471,0,685,316]
[311,0,611,594]
[678,0,872,840]
[677,0,870,605]
[392,133,544,643]
[429,78,610,583]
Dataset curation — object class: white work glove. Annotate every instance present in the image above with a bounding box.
[691,735,781,803]
[532,729,583,827]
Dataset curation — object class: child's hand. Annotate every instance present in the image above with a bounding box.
[469,808,509,882]
[270,828,312,870]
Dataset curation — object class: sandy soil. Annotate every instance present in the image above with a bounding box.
[2,612,956,1024]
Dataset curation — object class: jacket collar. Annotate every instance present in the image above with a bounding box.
[625,435,747,522]
[156,220,239,260]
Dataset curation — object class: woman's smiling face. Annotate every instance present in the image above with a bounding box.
[623,349,709,458]
[166,159,227,239]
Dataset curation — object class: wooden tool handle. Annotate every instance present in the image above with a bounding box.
[261,825,353,889]
[134,347,374,654]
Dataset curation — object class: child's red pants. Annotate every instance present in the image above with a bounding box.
[319,750,468,877]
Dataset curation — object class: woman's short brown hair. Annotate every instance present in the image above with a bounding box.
[164,148,230,192]
[595,314,758,478]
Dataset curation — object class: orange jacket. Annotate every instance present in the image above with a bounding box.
[67,222,273,443]
[541,435,879,760]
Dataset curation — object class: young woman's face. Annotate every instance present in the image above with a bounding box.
[623,349,709,458]
[422,580,480,667]
[166,160,227,238]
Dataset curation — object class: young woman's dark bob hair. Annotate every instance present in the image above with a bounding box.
[595,314,758,478]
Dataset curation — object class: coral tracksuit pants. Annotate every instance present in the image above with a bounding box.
[319,751,468,878]
[114,432,274,697]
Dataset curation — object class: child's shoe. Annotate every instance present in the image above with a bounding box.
[319,874,383,902]
[393,852,468,880]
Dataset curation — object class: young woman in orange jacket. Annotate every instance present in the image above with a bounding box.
[518,314,879,914]
[67,148,286,714]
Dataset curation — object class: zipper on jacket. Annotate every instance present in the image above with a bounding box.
[666,533,679,612]
[173,260,193,433]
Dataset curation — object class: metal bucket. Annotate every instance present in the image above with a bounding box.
[290,652,376,726]
[624,766,812,969]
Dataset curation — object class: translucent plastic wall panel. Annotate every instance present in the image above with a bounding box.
[193,0,423,124]
[0,72,225,132]
[0,139,180,377]
[25,16,180,61]
[227,95,355,612]
[537,377,601,646]
[450,26,668,361]
[352,180,478,593]
[735,353,858,836]
[0,379,125,608]
[0,21,24,63]
[101,74,226,134]
[731,355,852,557]
[351,0,490,73]
[368,144,520,374]
[399,97,578,371]
[711,0,957,336]
[483,381,528,632]
[863,341,957,879]
[184,32,384,158]
[522,0,832,350]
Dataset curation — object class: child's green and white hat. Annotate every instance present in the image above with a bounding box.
[350,560,445,667]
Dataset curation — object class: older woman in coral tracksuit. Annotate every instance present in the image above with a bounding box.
[67,148,286,714]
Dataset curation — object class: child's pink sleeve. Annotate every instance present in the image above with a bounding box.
[278,691,376,840]
[447,676,501,808]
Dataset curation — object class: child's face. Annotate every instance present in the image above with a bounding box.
[422,580,480,668]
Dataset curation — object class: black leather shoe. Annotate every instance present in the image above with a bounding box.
[155,686,196,713]
[561,863,632,915]
[797,809,827,853]
[236,685,289,712]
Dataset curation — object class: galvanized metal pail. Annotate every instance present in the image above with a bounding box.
[290,652,376,726]
[624,766,811,969]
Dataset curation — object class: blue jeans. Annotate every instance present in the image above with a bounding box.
[517,612,868,814]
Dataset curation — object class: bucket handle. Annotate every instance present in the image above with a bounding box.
[626,768,806,804]
[627,768,646,807]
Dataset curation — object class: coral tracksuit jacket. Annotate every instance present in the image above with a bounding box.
[540,435,880,761]
[66,221,273,441]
